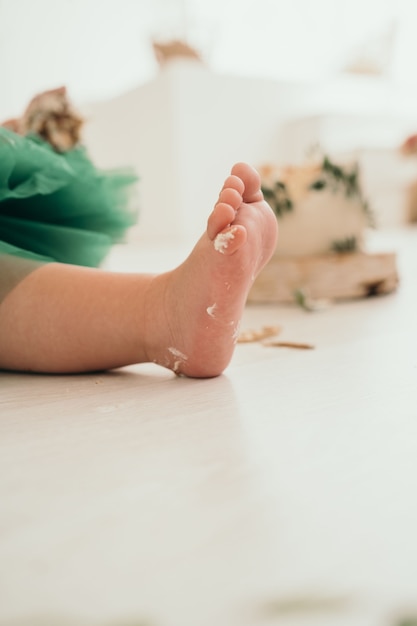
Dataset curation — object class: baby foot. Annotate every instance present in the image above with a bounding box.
[144,162,279,377]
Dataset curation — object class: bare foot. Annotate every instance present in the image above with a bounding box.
[144,162,278,377]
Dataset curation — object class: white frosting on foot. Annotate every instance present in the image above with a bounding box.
[168,347,188,373]
[232,320,241,343]
[214,228,236,254]
[206,303,217,318]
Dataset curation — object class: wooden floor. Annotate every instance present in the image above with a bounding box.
[2,229,417,626]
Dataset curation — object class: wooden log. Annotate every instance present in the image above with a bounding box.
[248,251,399,304]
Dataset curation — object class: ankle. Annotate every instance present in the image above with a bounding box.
[142,272,173,366]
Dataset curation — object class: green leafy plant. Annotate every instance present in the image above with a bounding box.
[261,181,293,218]
[319,156,373,225]
[331,236,358,253]
[309,179,327,190]
[293,288,331,312]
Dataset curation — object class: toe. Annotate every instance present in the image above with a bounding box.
[207,202,236,240]
[218,187,242,211]
[213,225,247,255]
[231,162,263,203]
[221,174,245,195]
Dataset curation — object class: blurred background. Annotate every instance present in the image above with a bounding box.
[2,0,417,242]
[2,0,417,114]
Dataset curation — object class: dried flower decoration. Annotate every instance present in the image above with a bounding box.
[152,39,202,67]
[400,134,417,157]
[1,86,83,152]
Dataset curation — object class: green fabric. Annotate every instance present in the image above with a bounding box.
[0,127,138,267]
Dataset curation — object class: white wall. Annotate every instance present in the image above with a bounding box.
[2,0,417,120]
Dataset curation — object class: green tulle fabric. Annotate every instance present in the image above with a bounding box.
[0,127,138,268]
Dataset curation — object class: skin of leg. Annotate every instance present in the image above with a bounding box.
[0,163,278,377]
[0,264,156,373]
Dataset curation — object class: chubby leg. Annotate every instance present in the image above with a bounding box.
[0,163,278,377]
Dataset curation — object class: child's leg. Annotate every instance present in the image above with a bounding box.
[0,163,278,378]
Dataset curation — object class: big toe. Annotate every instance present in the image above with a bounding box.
[231,162,263,203]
